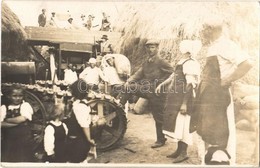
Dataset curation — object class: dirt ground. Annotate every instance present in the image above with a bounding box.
[92,111,258,166]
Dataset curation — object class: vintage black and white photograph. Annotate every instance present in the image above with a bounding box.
[1,0,259,167]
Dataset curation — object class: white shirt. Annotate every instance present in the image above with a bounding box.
[64,69,78,84]
[103,66,124,85]
[207,36,249,79]
[101,41,111,53]
[176,58,201,85]
[50,16,58,27]
[44,121,68,156]
[72,99,91,128]
[79,67,105,85]
[1,102,33,122]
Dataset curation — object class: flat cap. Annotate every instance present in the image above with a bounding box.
[203,16,223,29]
[145,39,160,46]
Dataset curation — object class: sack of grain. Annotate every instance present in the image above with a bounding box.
[133,98,149,114]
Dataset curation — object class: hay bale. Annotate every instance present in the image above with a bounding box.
[1,2,32,61]
[232,82,259,100]
[239,109,258,124]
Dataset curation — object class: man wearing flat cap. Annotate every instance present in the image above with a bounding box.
[118,39,174,148]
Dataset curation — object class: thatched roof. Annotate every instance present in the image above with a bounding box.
[1,2,31,61]
[113,2,259,85]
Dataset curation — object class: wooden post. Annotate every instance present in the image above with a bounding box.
[58,45,62,80]
[45,69,49,88]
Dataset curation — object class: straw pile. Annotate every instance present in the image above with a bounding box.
[113,2,259,85]
[1,2,32,61]
[113,2,259,132]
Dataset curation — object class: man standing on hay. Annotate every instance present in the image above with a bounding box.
[38,9,46,27]
[117,39,174,148]
[189,18,253,165]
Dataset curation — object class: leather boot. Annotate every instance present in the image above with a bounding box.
[172,141,189,163]
[166,141,182,158]
[151,138,167,148]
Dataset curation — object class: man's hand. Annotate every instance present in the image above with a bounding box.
[221,78,232,87]
[124,81,129,89]
[155,84,163,96]
[88,139,96,146]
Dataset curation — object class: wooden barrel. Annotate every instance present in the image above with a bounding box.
[133,98,149,114]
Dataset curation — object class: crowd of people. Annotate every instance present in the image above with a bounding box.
[1,17,254,165]
[38,8,111,31]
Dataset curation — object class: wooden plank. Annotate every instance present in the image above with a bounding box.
[24,26,121,46]
[60,43,93,53]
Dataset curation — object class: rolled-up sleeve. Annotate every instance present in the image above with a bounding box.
[20,102,33,121]
[1,105,7,122]
[72,102,91,128]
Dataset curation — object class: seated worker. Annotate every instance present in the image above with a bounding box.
[79,58,107,92]
[102,55,125,97]
[49,12,58,27]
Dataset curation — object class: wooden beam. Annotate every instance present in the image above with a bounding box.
[25,26,121,46]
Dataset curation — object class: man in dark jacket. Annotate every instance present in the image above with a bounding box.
[118,39,174,148]
[38,9,46,27]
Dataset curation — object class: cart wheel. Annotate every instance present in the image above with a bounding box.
[24,90,47,162]
[88,98,127,152]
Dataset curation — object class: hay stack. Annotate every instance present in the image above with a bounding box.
[1,2,31,61]
[113,2,259,85]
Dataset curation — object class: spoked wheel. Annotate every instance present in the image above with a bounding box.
[24,90,47,162]
[87,96,127,152]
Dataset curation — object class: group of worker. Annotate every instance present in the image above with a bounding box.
[2,12,254,165]
[38,8,111,31]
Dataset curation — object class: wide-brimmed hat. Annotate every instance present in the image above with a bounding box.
[51,12,55,14]
[101,35,108,40]
[81,14,85,18]
[145,39,160,46]
[88,14,95,18]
